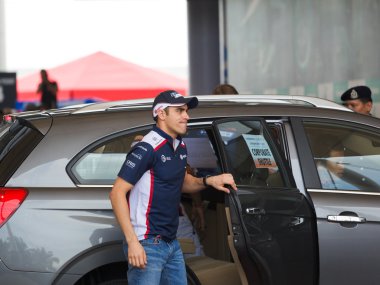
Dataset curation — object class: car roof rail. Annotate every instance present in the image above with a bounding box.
[196,95,350,111]
[71,98,154,114]
[70,94,350,114]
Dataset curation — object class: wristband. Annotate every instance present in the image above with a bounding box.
[203,175,211,187]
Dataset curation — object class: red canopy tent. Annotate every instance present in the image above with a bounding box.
[17,51,188,105]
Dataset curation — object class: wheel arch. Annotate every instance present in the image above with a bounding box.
[53,242,126,285]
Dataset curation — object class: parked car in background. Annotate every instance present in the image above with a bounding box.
[1,95,380,285]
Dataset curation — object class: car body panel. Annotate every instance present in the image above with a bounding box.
[1,97,380,284]
[0,187,123,272]
[291,116,380,285]
[309,190,380,284]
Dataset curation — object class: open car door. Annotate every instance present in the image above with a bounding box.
[212,118,318,285]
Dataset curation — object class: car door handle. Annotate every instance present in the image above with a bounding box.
[246,207,266,215]
[327,215,366,223]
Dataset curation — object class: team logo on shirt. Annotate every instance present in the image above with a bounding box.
[180,154,187,160]
[161,155,172,163]
[126,160,136,168]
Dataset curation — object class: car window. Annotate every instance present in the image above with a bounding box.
[0,119,43,184]
[183,127,222,177]
[70,126,222,185]
[303,121,380,191]
[215,120,286,188]
[267,122,288,161]
[71,129,151,185]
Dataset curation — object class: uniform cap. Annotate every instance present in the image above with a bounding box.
[341,86,372,101]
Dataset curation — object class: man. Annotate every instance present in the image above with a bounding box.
[316,139,358,190]
[109,90,237,285]
[36,69,58,110]
[341,85,373,115]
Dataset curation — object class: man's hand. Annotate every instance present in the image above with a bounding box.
[127,240,147,269]
[206,173,237,193]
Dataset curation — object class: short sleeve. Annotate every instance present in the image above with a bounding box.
[117,142,154,185]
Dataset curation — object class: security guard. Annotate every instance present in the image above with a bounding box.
[341,85,373,115]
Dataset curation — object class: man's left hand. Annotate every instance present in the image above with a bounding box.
[206,174,237,193]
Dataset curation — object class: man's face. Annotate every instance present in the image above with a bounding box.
[343,99,372,115]
[158,105,190,137]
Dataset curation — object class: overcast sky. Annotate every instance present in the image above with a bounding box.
[3,0,188,76]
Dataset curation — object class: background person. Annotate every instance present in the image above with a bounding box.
[212,83,239,95]
[37,69,58,110]
[316,139,358,190]
[109,90,237,284]
[341,85,373,115]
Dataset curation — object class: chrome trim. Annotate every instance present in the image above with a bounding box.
[188,121,213,126]
[308,189,380,196]
[76,184,113,188]
[327,215,366,223]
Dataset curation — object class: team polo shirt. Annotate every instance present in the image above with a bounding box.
[118,126,188,241]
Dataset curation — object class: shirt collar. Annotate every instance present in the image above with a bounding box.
[153,125,183,146]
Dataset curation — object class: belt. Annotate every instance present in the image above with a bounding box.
[149,234,174,243]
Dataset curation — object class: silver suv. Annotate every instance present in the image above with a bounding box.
[1,95,380,285]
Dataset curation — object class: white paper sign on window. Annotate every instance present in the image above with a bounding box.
[242,134,277,168]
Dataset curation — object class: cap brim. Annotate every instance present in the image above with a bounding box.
[185,97,198,109]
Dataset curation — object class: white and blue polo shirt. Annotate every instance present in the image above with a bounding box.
[118,126,188,241]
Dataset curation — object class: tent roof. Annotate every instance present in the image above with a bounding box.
[17,51,188,102]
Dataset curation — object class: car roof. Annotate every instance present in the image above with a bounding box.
[10,94,380,131]
[64,94,350,114]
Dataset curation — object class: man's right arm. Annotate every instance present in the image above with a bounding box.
[109,177,147,268]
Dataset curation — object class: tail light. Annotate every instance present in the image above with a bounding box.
[0,188,28,227]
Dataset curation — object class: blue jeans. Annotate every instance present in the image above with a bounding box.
[123,237,187,285]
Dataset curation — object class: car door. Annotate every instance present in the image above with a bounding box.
[293,117,380,285]
[211,118,318,285]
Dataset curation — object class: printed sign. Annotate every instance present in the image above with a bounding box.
[242,134,277,168]
[0,72,17,110]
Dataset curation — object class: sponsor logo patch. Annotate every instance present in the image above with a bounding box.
[170,91,182,98]
[137,145,147,152]
[126,160,136,168]
[131,152,142,160]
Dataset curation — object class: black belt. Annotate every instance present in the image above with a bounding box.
[148,234,174,243]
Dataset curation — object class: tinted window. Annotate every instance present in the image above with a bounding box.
[304,121,380,191]
[216,120,286,188]
[0,119,43,184]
